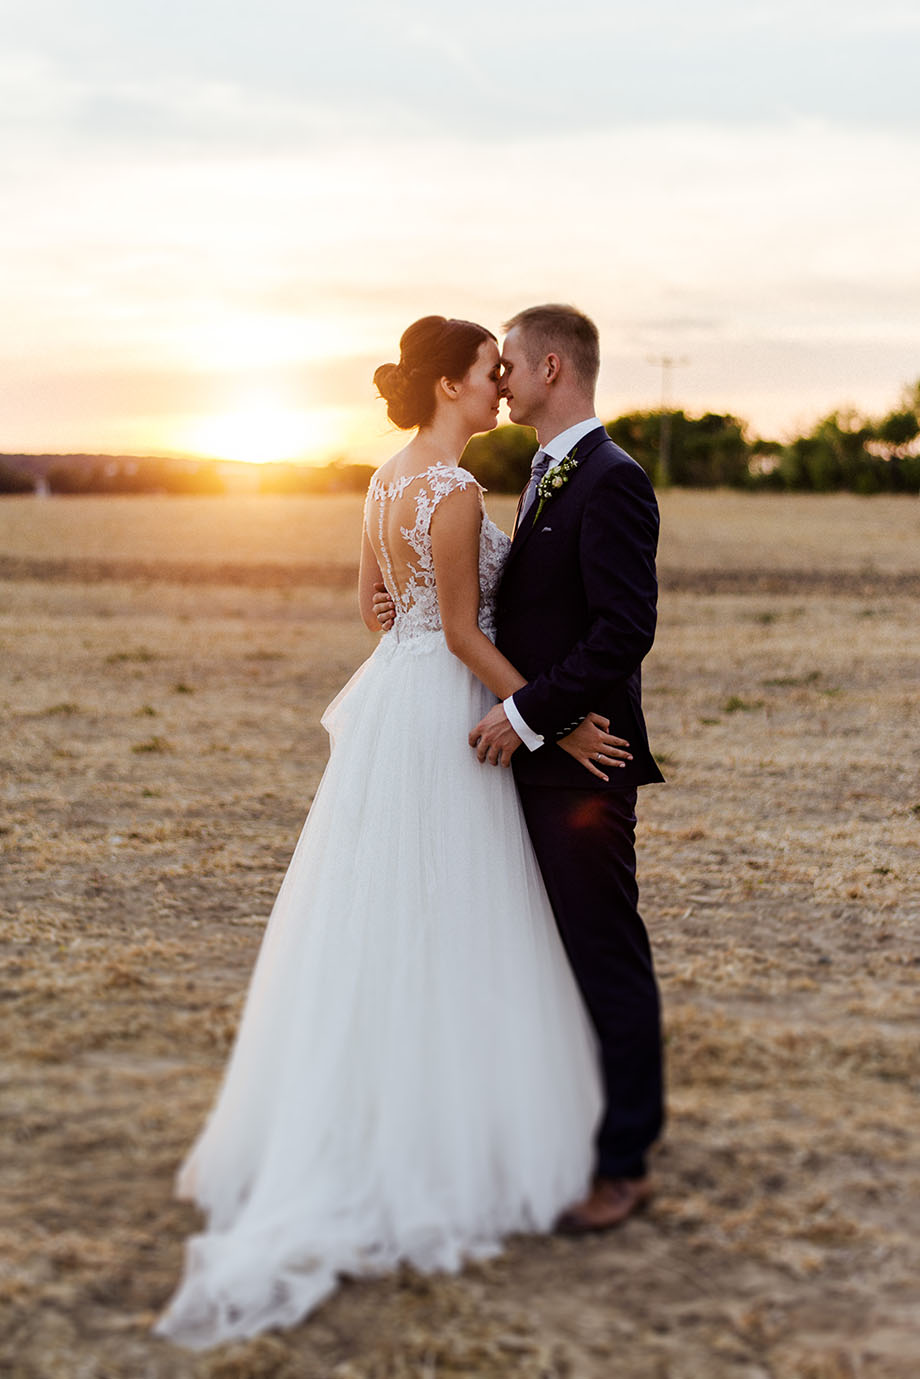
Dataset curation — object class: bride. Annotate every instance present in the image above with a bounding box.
[154,315,628,1350]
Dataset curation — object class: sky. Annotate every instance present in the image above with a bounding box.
[1,0,919,463]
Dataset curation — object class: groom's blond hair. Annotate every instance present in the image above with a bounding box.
[504,304,600,392]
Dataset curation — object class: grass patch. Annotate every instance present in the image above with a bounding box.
[41,701,81,716]
[722,695,764,713]
[106,647,158,664]
[135,704,157,717]
[173,682,195,694]
[762,671,821,688]
[131,736,169,754]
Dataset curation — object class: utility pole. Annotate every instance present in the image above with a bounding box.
[647,354,688,487]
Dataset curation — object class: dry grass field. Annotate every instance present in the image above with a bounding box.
[1,491,919,1379]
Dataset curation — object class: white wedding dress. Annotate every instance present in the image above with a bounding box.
[155,463,601,1350]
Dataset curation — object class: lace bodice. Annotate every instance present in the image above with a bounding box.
[366,463,509,644]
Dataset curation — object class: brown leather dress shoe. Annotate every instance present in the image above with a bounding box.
[555,1176,653,1235]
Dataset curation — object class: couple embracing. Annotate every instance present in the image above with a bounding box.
[156,305,665,1350]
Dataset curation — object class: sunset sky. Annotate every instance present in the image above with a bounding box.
[2,0,919,463]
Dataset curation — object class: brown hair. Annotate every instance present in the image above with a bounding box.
[374,316,496,429]
[503,304,600,391]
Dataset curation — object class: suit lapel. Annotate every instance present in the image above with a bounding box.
[504,426,609,568]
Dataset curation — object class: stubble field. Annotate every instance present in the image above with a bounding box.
[1,491,918,1379]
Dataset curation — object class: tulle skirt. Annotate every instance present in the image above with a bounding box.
[154,629,601,1349]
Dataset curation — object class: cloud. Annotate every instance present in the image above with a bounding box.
[4,0,919,159]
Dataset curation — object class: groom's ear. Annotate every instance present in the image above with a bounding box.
[544,352,561,383]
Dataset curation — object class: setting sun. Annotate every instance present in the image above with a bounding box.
[183,397,337,464]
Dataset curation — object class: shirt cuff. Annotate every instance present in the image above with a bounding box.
[503,694,544,752]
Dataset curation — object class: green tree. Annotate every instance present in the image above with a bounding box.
[673,412,751,487]
[604,413,660,480]
[462,425,537,492]
[868,388,920,492]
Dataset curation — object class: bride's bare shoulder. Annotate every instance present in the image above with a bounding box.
[370,449,408,485]
[369,445,480,502]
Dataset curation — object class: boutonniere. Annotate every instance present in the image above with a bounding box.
[533,447,579,522]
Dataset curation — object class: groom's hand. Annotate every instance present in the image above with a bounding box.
[372,582,395,631]
[469,704,522,767]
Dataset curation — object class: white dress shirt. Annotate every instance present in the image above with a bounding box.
[503,417,604,751]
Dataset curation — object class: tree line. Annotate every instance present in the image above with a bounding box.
[0,454,377,496]
[463,380,920,494]
[2,380,918,496]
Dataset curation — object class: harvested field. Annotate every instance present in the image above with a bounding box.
[1,491,919,1378]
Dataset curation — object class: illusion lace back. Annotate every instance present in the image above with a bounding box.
[365,462,507,643]
[154,462,601,1351]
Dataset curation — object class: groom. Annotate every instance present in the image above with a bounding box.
[470,304,664,1232]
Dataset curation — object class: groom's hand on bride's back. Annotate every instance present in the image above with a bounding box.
[372,582,395,631]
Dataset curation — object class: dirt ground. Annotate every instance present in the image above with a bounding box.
[1,492,918,1378]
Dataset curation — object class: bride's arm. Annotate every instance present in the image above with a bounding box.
[430,487,526,701]
[358,528,387,632]
[426,488,631,776]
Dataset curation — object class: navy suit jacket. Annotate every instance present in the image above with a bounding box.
[496,425,665,791]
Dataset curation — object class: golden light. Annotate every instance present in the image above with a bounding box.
[179,315,356,371]
[184,397,337,464]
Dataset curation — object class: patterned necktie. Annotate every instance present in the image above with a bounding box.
[518,449,552,527]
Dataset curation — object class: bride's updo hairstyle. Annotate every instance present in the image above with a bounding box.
[374,316,496,430]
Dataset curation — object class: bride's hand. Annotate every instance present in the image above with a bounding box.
[372,582,395,631]
[557,713,632,782]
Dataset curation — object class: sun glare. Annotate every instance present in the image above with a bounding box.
[183,316,352,371]
[185,399,336,464]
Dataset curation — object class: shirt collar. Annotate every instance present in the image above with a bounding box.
[542,417,603,467]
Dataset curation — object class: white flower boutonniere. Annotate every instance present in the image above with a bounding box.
[533,447,579,522]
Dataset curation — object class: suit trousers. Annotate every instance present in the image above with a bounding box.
[516,783,664,1180]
